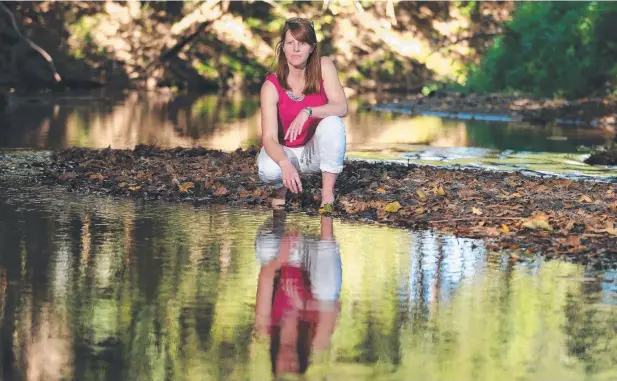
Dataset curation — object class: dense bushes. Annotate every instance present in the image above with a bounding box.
[467,2,617,98]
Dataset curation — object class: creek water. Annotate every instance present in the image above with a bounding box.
[1,91,617,380]
[1,90,616,180]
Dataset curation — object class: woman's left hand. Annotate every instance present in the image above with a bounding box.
[285,110,310,143]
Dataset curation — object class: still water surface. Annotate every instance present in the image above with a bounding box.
[1,90,616,179]
[1,181,617,381]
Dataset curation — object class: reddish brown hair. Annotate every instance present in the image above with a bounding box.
[275,18,321,94]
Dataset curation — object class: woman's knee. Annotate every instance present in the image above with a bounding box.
[316,117,346,174]
[318,116,346,135]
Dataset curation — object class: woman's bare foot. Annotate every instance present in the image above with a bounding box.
[320,192,335,208]
[272,187,287,209]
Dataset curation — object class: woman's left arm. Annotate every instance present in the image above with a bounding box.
[286,57,348,142]
[311,57,348,118]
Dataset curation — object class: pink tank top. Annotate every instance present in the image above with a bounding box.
[271,265,318,326]
[265,73,328,147]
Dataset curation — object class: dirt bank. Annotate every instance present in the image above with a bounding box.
[30,145,617,266]
[374,92,617,129]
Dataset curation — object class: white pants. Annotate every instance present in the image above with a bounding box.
[257,116,347,188]
[255,231,342,302]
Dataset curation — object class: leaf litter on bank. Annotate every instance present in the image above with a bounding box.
[36,145,617,265]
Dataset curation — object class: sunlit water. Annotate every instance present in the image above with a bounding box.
[1,181,617,381]
[1,90,617,180]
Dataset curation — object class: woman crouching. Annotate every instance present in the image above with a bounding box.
[257,17,348,209]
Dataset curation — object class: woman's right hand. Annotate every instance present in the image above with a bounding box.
[279,159,303,193]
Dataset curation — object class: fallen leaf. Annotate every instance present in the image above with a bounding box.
[563,235,581,247]
[89,173,104,180]
[579,195,593,203]
[385,201,402,213]
[416,189,426,199]
[136,171,150,181]
[377,188,386,194]
[213,187,228,196]
[484,227,500,236]
[319,203,334,214]
[415,207,425,215]
[521,213,553,231]
[500,224,510,233]
[472,207,483,215]
[564,220,575,232]
[128,185,141,191]
[433,185,446,197]
[179,181,195,193]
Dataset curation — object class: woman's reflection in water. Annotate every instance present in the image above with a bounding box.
[254,211,342,376]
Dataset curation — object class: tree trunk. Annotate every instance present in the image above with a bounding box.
[0,3,61,91]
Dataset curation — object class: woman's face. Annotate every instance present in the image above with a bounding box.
[283,30,314,67]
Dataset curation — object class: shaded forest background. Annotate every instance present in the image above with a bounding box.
[2,1,617,99]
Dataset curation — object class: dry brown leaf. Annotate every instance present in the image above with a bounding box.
[604,227,617,236]
[563,235,581,247]
[522,213,553,231]
[213,187,228,196]
[484,227,500,236]
[564,220,575,232]
[579,195,593,203]
[433,185,446,197]
[179,181,195,193]
[89,173,104,180]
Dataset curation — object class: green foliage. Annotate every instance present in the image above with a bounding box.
[467,2,617,98]
[67,15,99,60]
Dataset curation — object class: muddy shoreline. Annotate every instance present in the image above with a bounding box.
[14,145,614,267]
[372,92,617,129]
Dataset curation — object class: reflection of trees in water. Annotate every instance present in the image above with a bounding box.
[0,192,73,381]
[2,184,617,380]
[1,91,261,150]
[0,188,264,380]
[167,93,259,139]
[563,277,617,374]
[464,120,610,153]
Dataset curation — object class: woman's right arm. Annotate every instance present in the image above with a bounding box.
[261,81,286,164]
[261,81,302,193]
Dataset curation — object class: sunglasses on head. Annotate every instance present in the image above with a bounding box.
[285,17,314,27]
